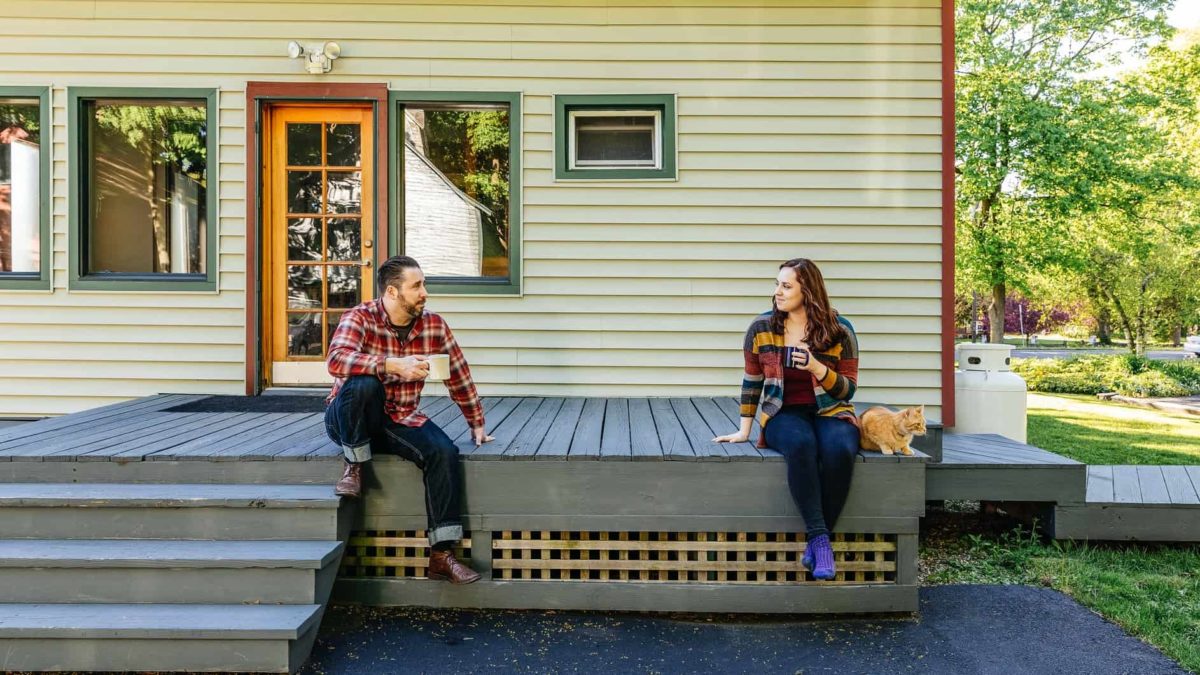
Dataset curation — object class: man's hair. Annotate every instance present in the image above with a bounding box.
[377,255,421,293]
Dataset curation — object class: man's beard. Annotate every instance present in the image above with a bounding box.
[400,299,425,319]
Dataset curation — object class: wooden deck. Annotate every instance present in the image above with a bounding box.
[1052,465,1200,542]
[926,433,1087,504]
[0,393,928,614]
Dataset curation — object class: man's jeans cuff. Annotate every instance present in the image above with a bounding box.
[343,443,372,463]
[429,524,463,547]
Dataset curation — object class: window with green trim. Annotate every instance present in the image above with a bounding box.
[0,87,50,290]
[390,91,521,294]
[69,88,218,291]
[555,94,677,181]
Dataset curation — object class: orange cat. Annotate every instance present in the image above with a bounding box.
[859,405,927,456]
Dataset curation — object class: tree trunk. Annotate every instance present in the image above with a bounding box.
[989,282,1006,344]
[1106,289,1137,355]
[1172,325,1182,347]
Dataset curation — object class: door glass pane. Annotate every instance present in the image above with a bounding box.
[287,312,324,356]
[287,218,322,261]
[287,123,321,166]
[326,123,361,166]
[0,97,41,275]
[326,312,345,348]
[326,218,360,261]
[326,171,361,214]
[287,264,323,309]
[84,98,207,275]
[287,171,321,214]
[327,264,361,308]
[402,104,510,279]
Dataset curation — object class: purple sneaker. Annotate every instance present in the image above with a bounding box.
[808,534,836,581]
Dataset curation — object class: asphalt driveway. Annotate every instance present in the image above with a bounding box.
[301,585,1184,674]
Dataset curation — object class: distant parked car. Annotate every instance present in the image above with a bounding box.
[1185,335,1200,358]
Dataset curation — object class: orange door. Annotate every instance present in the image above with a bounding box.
[263,105,375,386]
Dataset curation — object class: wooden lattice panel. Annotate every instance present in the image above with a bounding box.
[341,530,472,579]
[491,531,897,585]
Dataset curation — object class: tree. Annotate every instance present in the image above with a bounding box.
[955,0,1176,343]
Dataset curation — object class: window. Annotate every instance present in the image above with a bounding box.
[69,88,218,291]
[391,91,521,294]
[0,87,50,290]
[555,94,677,181]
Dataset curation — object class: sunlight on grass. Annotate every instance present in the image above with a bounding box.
[1027,396,1200,465]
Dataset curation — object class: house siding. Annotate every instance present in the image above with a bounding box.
[0,0,946,420]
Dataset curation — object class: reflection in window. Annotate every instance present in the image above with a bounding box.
[83,98,207,275]
[0,98,40,274]
[402,104,509,279]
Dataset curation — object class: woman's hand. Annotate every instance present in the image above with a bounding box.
[713,431,751,443]
[791,344,828,377]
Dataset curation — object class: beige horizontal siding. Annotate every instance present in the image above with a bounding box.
[0,0,945,419]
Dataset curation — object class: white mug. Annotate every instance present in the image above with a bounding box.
[426,354,450,381]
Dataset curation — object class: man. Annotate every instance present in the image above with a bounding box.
[325,255,492,584]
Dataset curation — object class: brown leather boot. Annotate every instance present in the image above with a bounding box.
[428,549,481,584]
[334,461,362,499]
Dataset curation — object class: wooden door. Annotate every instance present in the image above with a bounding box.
[263,105,375,386]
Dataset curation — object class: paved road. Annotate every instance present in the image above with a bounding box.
[1012,349,1193,360]
[301,585,1184,674]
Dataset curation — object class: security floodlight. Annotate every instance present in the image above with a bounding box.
[287,40,342,74]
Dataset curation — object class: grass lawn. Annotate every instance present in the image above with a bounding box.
[923,396,1200,672]
[1027,393,1200,465]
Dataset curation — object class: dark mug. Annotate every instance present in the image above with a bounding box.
[784,346,810,369]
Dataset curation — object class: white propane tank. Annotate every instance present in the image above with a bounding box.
[951,343,1028,443]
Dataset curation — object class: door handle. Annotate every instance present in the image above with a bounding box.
[359,259,372,268]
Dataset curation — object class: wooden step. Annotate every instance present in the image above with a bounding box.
[0,603,322,673]
[0,539,343,604]
[0,483,343,540]
[1053,465,1200,542]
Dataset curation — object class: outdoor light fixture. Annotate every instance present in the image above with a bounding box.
[287,41,341,74]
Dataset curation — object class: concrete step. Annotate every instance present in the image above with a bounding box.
[0,483,344,540]
[0,539,344,604]
[0,603,322,673]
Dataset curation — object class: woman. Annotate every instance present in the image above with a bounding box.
[714,258,860,581]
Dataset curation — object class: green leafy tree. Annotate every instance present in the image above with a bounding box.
[955,0,1178,343]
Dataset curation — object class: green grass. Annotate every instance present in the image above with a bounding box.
[922,508,1200,673]
[1026,397,1200,465]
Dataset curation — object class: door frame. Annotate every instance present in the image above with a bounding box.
[245,82,389,395]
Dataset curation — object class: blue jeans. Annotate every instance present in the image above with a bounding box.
[324,376,463,546]
[763,406,859,539]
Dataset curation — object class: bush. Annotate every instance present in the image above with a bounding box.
[1012,355,1200,398]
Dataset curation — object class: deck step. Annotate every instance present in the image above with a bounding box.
[0,483,343,540]
[0,539,343,602]
[1053,465,1200,541]
[0,603,322,673]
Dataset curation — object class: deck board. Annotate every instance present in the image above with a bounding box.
[1086,466,1115,503]
[649,398,693,460]
[1136,466,1171,505]
[600,398,631,460]
[504,398,564,460]
[567,398,605,461]
[535,398,584,460]
[670,398,727,462]
[928,433,1087,503]
[473,398,540,460]
[627,398,663,461]
[1162,466,1200,505]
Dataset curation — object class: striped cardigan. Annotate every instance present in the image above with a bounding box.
[739,311,860,447]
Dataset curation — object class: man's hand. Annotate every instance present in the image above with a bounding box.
[384,355,430,382]
[472,427,495,447]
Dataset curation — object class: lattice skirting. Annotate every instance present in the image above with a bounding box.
[342,530,897,585]
[341,530,472,579]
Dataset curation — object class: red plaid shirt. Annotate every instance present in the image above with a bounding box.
[325,299,484,430]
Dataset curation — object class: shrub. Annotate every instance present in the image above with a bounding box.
[1011,356,1200,398]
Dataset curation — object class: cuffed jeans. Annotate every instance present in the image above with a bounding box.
[763,405,859,539]
[324,375,464,547]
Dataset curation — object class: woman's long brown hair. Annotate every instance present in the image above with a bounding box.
[770,258,845,351]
